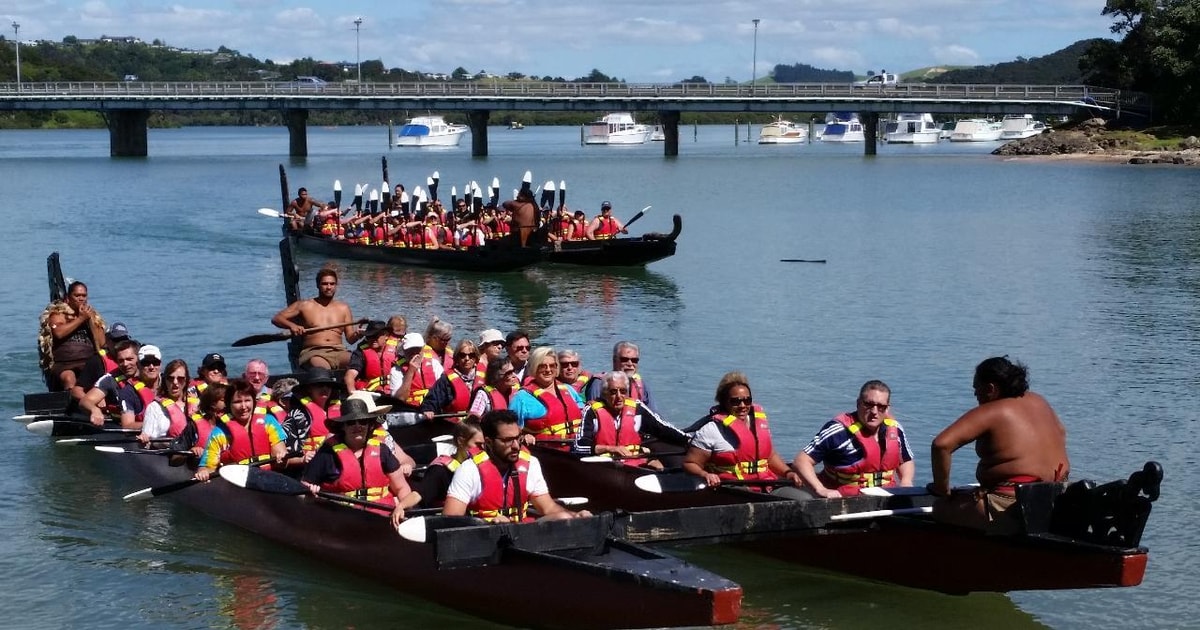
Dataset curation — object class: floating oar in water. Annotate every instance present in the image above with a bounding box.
[258,208,283,218]
[634,473,794,493]
[94,445,192,457]
[780,259,827,264]
[396,515,488,543]
[122,458,281,502]
[232,319,363,347]
[622,205,653,231]
[27,419,138,437]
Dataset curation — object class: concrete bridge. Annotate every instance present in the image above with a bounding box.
[0,81,1142,157]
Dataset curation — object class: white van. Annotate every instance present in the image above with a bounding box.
[857,72,898,87]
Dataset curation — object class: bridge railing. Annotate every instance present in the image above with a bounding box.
[0,81,1126,105]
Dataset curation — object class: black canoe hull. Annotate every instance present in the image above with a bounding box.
[116,455,741,629]
[543,214,682,267]
[289,231,542,272]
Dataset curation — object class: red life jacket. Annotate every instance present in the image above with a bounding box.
[380,336,401,381]
[467,447,534,523]
[589,399,645,466]
[471,385,509,414]
[130,380,156,420]
[354,345,387,392]
[218,417,275,465]
[100,349,118,374]
[594,216,620,238]
[254,391,285,424]
[818,412,903,495]
[323,436,396,510]
[445,370,482,413]
[157,397,189,438]
[570,218,588,240]
[559,371,591,395]
[194,414,219,450]
[521,383,583,449]
[404,347,441,406]
[298,396,341,452]
[705,404,778,488]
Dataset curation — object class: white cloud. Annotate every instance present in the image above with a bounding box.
[809,46,865,71]
[874,17,940,40]
[931,44,980,65]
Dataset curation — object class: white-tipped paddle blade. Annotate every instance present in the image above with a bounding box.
[450,186,457,197]
[432,170,440,180]
[54,438,90,445]
[400,192,409,203]
[435,442,456,458]
[859,487,894,497]
[355,183,364,196]
[369,189,379,201]
[122,488,154,502]
[559,180,566,191]
[641,205,652,213]
[334,179,342,192]
[12,414,36,422]
[25,420,55,436]
[431,434,454,442]
[427,176,434,186]
[94,445,128,454]
[522,170,532,184]
[579,455,615,463]
[258,208,281,218]
[491,176,500,189]
[633,474,665,493]
[396,516,428,543]
[218,464,252,488]
[557,496,589,507]
[544,180,555,192]
[382,181,389,192]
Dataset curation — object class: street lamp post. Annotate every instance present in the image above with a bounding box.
[12,21,19,92]
[751,18,759,96]
[353,17,363,84]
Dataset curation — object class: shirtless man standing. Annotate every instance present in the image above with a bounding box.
[502,188,539,247]
[930,356,1070,534]
[285,187,327,232]
[271,268,363,369]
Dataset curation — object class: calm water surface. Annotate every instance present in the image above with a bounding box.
[1,125,1197,629]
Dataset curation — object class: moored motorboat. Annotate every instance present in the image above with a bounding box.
[649,125,666,142]
[999,114,1048,140]
[758,117,809,144]
[584,112,652,145]
[820,112,865,142]
[949,118,1004,142]
[885,113,940,144]
[395,115,469,147]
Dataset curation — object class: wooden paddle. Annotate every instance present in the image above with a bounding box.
[232,320,362,347]
[634,473,794,493]
[622,205,653,231]
[219,464,440,514]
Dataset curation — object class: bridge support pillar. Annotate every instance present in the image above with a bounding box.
[107,110,149,157]
[285,109,309,157]
[863,112,879,156]
[469,111,490,157]
[661,110,680,156]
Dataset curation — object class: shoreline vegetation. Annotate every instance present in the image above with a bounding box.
[994,118,1200,166]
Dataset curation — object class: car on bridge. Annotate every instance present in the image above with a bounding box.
[855,72,898,87]
[282,76,328,92]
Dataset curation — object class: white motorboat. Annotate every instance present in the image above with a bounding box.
[885,113,940,144]
[820,112,865,143]
[649,125,665,142]
[758,118,809,144]
[584,112,652,145]
[949,119,1003,142]
[999,114,1047,140]
[939,121,955,140]
[395,115,469,147]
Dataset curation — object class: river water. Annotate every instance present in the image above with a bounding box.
[1,124,1196,629]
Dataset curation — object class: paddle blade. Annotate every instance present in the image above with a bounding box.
[219,464,252,488]
[231,331,290,347]
[94,445,128,454]
[634,473,706,494]
[258,208,281,218]
[12,414,37,423]
[579,455,615,464]
[396,516,428,542]
[122,487,155,502]
[25,420,56,436]
[557,497,589,507]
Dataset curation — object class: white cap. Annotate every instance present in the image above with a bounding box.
[479,329,504,345]
[344,390,393,415]
[137,345,162,362]
[402,333,425,350]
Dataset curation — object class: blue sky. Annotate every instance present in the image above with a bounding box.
[4,1,1119,81]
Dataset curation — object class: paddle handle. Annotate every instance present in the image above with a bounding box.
[296,319,365,337]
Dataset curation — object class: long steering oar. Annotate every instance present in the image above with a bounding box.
[258,208,283,218]
[634,472,794,493]
[121,458,280,502]
[232,320,361,347]
[622,205,653,231]
[219,464,440,515]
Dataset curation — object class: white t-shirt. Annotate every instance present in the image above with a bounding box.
[446,453,549,506]
[689,421,736,453]
[388,356,445,397]
[140,402,171,439]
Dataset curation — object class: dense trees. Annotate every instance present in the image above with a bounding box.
[932,40,1100,85]
[771,63,853,83]
[1080,0,1200,122]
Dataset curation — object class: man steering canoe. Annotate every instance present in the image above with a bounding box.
[271,267,363,369]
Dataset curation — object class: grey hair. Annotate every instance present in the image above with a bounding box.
[603,371,630,388]
[557,349,580,361]
[424,318,453,340]
[611,341,639,359]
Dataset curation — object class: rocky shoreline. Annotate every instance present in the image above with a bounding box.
[992,118,1200,166]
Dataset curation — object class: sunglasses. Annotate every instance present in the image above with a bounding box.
[140,359,162,367]
[341,418,374,427]
[606,388,628,395]
[511,345,530,352]
[168,375,188,382]
[561,361,580,368]
[727,396,753,406]
[618,356,639,364]
[455,352,477,359]
[860,401,889,410]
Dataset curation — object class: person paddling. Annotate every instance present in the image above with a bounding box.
[270,267,364,370]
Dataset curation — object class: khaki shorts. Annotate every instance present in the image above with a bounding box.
[299,345,349,370]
